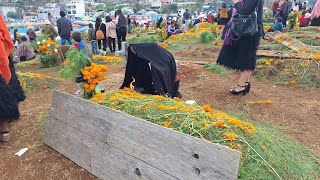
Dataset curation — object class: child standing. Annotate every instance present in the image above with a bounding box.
[88,23,98,55]
[72,32,88,57]
[105,16,117,53]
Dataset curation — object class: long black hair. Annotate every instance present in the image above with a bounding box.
[105,15,112,23]
[14,29,18,39]
[115,10,126,21]
[95,17,102,30]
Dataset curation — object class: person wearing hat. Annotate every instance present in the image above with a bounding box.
[41,20,58,40]
[15,36,35,62]
[299,11,312,27]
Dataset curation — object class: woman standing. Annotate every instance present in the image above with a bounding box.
[105,15,117,53]
[95,17,107,52]
[0,15,25,142]
[217,0,263,95]
[310,0,320,26]
[115,10,127,51]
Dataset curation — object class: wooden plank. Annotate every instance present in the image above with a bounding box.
[45,90,241,180]
[176,60,209,65]
[45,117,177,180]
[257,50,309,59]
[266,31,311,54]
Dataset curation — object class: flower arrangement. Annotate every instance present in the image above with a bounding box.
[81,63,108,99]
[35,37,59,68]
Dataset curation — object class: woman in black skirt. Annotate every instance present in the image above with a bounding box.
[217,0,263,95]
[0,15,25,142]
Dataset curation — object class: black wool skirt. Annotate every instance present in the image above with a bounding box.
[310,17,320,26]
[217,33,260,71]
[0,76,20,122]
[8,57,26,102]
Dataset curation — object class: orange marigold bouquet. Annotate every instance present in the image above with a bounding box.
[81,63,108,99]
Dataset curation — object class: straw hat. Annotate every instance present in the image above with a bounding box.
[44,20,51,25]
[305,13,311,19]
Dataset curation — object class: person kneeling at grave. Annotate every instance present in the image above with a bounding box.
[267,17,285,33]
[14,36,35,63]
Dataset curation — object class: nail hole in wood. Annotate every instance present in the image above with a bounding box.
[193,153,199,159]
[135,168,141,176]
[195,168,201,175]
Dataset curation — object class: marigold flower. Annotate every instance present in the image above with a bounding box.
[228,118,242,126]
[289,80,296,85]
[223,132,236,141]
[163,121,172,128]
[203,104,213,112]
[213,121,224,128]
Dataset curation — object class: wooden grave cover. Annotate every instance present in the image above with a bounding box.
[44,90,241,180]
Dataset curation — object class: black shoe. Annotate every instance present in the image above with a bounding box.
[246,82,251,93]
[230,85,248,96]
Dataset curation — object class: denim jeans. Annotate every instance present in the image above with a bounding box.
[61,38,73,45]
[91,42,98,55]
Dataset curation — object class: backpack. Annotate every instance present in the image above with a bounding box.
[96,23,105,40]
[220,8,228,19]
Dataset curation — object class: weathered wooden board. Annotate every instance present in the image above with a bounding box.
[266,31,310,54]
[44,90,241,180]
[257,50,309,59]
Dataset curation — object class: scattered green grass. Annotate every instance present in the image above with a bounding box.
[97,90,320,179]
[38,111,49,139]
[15,58,39,68]
[204,63,229,77]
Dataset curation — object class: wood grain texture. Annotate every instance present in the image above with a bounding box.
[44,90,241,180]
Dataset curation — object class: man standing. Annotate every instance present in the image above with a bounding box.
[183,9,191,28]
[57,11,73,45]
[277,0,291,27]
[272,0,280,17]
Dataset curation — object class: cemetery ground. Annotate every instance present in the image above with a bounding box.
[0,41,320,179]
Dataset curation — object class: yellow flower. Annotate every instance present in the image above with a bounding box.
[223,132,236,141]
[204,123,210,130]
[257,65,263,69]
[228,119,242,126]
[163,121,172,128]
[213,121,224,128]
[90,93,105,104]
[203,104,213,112]
[290,80,296,85]
[313,54,319,60]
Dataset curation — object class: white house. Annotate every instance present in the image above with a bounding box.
[0,6,17,19]
[37,4,60,20]
[66,0,86,18]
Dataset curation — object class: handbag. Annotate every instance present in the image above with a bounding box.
[230,1,259,40]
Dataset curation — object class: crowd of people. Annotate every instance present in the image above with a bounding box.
[92,10,129,55]
[269,0,320,32]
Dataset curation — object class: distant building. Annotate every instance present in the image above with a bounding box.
[66,0,86,19]
[0,6,17,19]
[37,4,60,20]
[84,0,95,4]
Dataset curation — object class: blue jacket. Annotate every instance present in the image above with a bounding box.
[77,40,88,57]
[272,22,284,32]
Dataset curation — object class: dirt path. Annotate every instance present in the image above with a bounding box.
[0,56,319,179]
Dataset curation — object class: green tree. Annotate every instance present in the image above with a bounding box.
[168,3,178,13]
